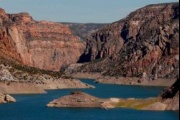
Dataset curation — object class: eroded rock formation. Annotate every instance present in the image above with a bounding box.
[161,78,179,110]
[0,8,85,71]
[0,66,14,81]
[79,3,179,79]
[0,93,16,104]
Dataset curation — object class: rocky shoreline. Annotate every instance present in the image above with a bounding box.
[47,78,179,111]
[72,73,176,87]
[46,91,165,110]
[0,64,94,94]
[0,93,16,104]
[47,91,105,108]
[0,79,94,94]
[47,90,179,111]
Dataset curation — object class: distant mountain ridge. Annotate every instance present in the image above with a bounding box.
[62,23,108,41]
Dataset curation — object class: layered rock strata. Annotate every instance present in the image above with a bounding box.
[0,8,84,72]
[79,3,179,79]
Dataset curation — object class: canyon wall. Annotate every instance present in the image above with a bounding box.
[80,3,179,79]
[0,8,85,71]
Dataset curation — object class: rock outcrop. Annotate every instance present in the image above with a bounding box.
[0,69,14,81]
[161,78,179,110]
[0,79,94,94]
[47,91,104,108]
[116,79,179,111]
[137,78,179,111]
[0,93,16,104]
[0,8,85,72]
[79,3,179,79]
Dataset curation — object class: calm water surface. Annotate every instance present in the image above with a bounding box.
[0,79,179,120]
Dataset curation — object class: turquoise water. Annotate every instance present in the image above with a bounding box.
[0,79,179,120]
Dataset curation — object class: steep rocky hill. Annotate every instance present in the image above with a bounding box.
[79,3,179,79]
[62,23,108,41]
[0,8,85,72]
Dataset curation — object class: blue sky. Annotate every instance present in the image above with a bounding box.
[0,0,178,23]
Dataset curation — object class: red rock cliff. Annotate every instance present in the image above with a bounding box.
[0,9,85,71]
[80,3,179,79]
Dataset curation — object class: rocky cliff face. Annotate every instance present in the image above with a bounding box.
[80,3,179,79]
[0,8,85,71]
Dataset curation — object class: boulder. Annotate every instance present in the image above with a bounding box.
[0,93,16,103]
[5,95,16,102]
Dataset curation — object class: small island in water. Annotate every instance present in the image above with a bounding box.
[47,79,179,111]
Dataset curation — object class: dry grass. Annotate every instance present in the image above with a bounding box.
[116,97,161,110]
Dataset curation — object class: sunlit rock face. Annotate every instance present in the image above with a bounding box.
[80,3,179,79]
[0,9,85,71]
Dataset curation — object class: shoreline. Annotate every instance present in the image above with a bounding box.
[72,72,176,87]
[47,91,178,111]
[1,72,175,95]
[0,78,94,94]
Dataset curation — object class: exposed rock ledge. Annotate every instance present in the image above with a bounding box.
[72,72,176,87]
[47,91,105,108]
[0,64,94,94]
[0,79,94,94]
[0,93,16,104]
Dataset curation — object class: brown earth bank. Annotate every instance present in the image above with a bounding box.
[71,72,176,87]
[0,93,16,104]
[78,3,179,80]
[0,64,94,94]
[0,8,85,72]
[47,79,179,111]
[0,79,94,94]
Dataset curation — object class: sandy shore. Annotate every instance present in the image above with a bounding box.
[72,72,176,87]
[0,78,94,94]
